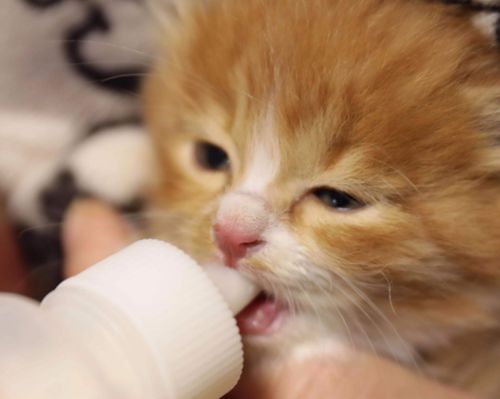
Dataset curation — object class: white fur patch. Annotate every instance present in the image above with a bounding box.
[68,127,155,204]
[289,337,351,362]
[238,106,280,194]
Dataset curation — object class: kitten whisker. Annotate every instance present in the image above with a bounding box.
[306,276,357,350]
[350,308,380,359]
[153,55,265,106]
[338,274,421,373]
[16,222,62,237]
[334,304,355,350]
[321,261,404,347]
[380,270,397,315]
[99,73,149,83]
[66,61,150,67]
[47,39,154,59]
[328,276,381,358]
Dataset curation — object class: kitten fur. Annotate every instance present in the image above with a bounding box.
[144,0,500,396]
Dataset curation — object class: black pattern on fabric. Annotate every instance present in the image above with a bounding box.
[22,0,144,95]
[63,4,144,94]
[22,0,65,9]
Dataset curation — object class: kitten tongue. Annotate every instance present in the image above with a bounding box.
[236,296,282,335]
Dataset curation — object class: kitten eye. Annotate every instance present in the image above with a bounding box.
[194,141,229,171]
[312,187,364,211]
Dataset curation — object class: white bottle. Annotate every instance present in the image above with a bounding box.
[0,240,259,399]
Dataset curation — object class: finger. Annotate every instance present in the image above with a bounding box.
[63,199,133,277]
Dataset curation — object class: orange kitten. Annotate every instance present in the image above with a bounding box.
[144,0,500,396]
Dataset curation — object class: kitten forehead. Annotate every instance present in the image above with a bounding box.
[238,105,281,194]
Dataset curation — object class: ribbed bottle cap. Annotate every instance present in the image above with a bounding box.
[43,240,245,399]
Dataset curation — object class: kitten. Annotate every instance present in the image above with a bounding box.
[144,0,500,396]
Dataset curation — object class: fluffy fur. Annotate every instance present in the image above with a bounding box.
[144,0,500,396]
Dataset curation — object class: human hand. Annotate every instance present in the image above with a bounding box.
[61,199,476,399]
[62,199,133,278]
[228,351,475,399]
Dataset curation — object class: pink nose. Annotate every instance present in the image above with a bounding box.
[214,192,270,267]
[214,223,264,267]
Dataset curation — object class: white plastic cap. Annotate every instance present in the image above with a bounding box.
[42,240,258,399]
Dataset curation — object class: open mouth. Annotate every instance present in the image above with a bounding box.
[204,254,287,335]
[236,292,287,335]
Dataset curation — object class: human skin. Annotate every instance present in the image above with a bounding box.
[59,199,475,399]
[228,354,475,399]
[62,200,133,277]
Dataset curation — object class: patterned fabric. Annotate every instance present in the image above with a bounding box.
[0,0,155,223]
[0,0,157,294]
[0,0,499,294]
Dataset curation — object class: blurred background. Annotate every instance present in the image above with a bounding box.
[0,0,159,298]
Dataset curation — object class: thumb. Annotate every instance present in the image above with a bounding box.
[62,199,133,277]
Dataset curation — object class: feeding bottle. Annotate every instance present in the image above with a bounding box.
[0,240,259,399]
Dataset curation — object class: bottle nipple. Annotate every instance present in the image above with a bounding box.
[203,263,259,315]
